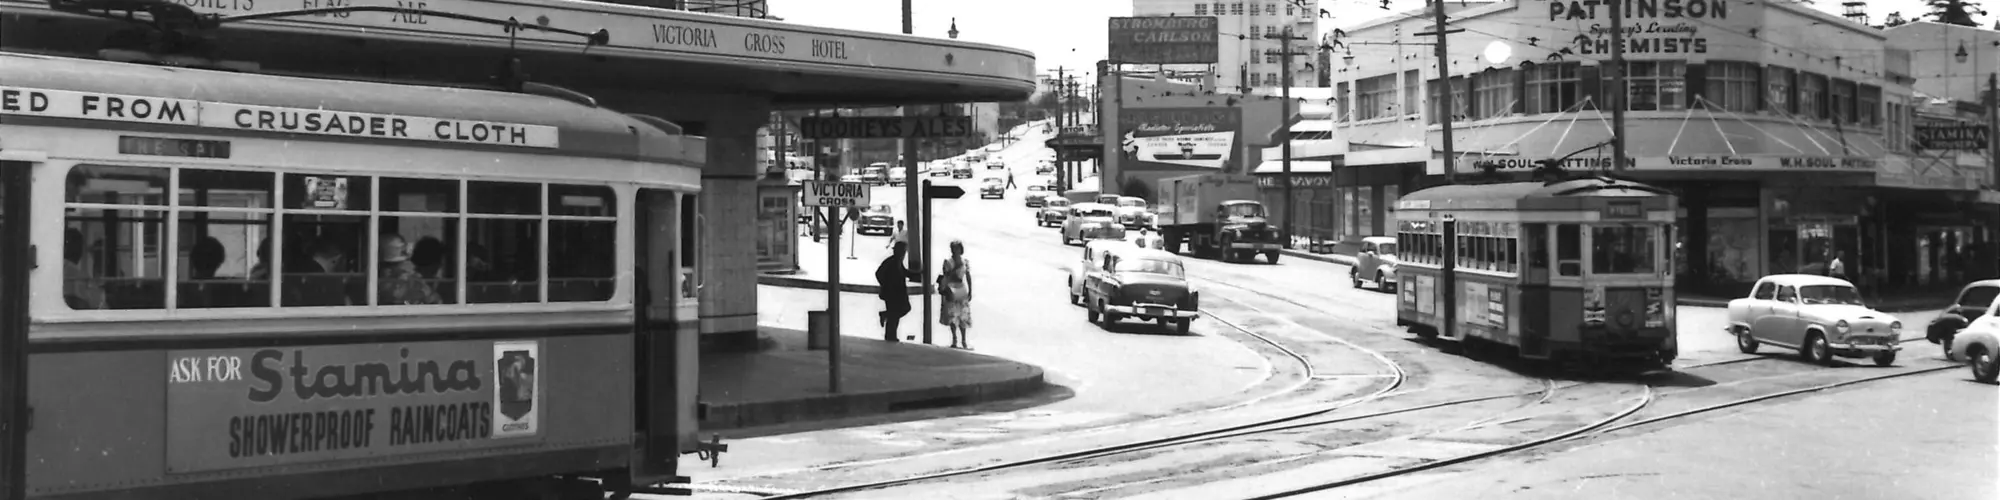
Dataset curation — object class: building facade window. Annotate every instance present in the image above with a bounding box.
[1858,84,1880,126]
[1618,61,1685,111]
[1195,3,1208,15]
[1473,68,1515,119]
[1232,3,1244,15]
[1266,51,1278,64]
[1403,70,1420,117]
[1265,3,1277,15]
[1705,61,1759,112]
[1215,2,1226,14]
[1799,72,1827,120]
[1525,62,1581,114]
[1267,72,1279,85]
[1427,76,1470,124]
[1885,99,1908,151]
[1357,74,1396,120]
[1249,72,1262,86]
[1286,3,1294,15]
[1830,78,1855,123]
[1336,81,1350,121]
[1764,66,1795,114]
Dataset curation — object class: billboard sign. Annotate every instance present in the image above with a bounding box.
[1915,124,1990,150]
[1108,17,1220,64]
[1117,107,1240,172]
[797,116,974,139]
[165,340,544,473]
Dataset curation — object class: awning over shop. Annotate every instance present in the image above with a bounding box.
[1252,161,1338,174]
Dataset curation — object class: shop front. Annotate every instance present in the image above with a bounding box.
[756,179,800,273]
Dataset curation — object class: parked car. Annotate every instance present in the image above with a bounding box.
[1038,197,1072,226]
[1726,274,1902,366]
[979,178,1006,199]
[1350,236,1400,293]
[1114,196,1152,229]
[1062,203,1124,245]
[1928,279,2000,357]
[1946,304,2000,383]
[856,204,895,236]
[1084,245,1198,335]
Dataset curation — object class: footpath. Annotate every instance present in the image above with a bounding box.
[701,233,1042,432]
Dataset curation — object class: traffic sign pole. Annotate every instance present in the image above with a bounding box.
[919,179,933,345]
[827,207,842,394]
[905,134,927,344]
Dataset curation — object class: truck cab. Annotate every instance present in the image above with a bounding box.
[1154,174,1284,264]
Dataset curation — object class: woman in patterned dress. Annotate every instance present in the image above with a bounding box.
[939,240,975,349]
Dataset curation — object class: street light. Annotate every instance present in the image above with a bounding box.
[1958,41,1970,63]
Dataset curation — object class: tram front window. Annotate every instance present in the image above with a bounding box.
[1590,225,1656,275]
[1798,285,1864,305]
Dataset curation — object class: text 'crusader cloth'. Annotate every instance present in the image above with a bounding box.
[0,86,559,148]
[165,340,544,472]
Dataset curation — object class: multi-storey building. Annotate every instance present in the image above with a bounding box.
[1318,0,1999,296]
[1131,0,1320,90]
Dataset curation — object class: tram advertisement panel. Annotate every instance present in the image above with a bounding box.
[164,340,545,472]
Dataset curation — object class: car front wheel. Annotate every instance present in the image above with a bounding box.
[1803,333,1835,366]
[1970,346,1998,384]
[1872,350,1896,367]
[1736,327,1759,354]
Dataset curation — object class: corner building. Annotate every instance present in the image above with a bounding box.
[1332,0,2000,296]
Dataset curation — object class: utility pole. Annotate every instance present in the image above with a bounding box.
[1052,67,1070,193]
[1421,0,1460,184]
[1268,26,1311,244]
[1607,0,1630,173]
[898,0,926,343]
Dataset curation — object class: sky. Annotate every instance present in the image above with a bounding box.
[764,0,1992,79]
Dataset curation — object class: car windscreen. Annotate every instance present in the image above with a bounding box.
[1046,200,1070,208]
[1798,285,1864,305]
[1119,199,1146,208]
[1121,258,1184,277]
[1377,243,1398,257]
[1223,203,1265,217]
[1083,223,1126,238]
[1078,209,1114,218]
[1960,286,2000,308]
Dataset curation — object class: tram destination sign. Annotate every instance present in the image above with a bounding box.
[164,340,544,472]
[0,86,560,149]
[802,181,872,207]
[798,116,975,140]
[1108,16,1219,64]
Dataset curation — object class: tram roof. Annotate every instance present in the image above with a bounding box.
[1398,178,1672,211]
[0,52,700,164]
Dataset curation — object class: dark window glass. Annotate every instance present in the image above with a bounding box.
[550,220,616,301]
[67,211,167,309]
[179,169,273,208]
[379,216,457,305]
[283,173,371,211]
[279,214,366,306]
[1591,226,1657,274]
[549,184,615,217]
[68,165,168,205]
[176,211,272,308]
[470,181,540,215]
[467,219,540,303]
[1556,224,1582,276]
[380,177,458,213]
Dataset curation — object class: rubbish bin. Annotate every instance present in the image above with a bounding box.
[806,310,830,350]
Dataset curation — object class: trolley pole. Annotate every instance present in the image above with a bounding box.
[1269,27,1309,243]
[826,207,843,394]
[1607,0,1630,172]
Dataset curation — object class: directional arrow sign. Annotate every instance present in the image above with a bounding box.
[924,184,965,199]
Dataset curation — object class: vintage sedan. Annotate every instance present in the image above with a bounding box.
[1928,279,2000,357]
[855,204,896,236]
[1947,302,2000,383]
[1114,196,1152,229]
[1038,197,1073,226]
[1726,274,1902,366]
[1085,246,1198,335]
[1069,240,1127,307]
[979,178,1006,199]
[1349,236,1400,293]
[1062,203,1122,245]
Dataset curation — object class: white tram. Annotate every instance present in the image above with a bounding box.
[0,52,707,499]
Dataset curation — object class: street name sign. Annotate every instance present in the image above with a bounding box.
[923,184,966,199]
[799,116,976,140]
[1108,16,1219,65]
[802,181,871,207]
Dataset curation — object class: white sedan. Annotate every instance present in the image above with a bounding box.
[1949,293,2000,384]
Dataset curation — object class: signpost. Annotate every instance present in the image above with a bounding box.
[804,115,975,346]
[800,181,869,393]
[1107,16,1219,65]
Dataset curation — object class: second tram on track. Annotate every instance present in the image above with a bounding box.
[2,52,709,499]
[1392,178,1679,368]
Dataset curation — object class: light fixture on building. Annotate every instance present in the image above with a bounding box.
[949,18,959,39]
[1482,40,1513,65]
[1957,41,1969,63]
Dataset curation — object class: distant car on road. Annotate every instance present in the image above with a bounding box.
[888,167,907,186]
[1035,163,1055,175]
[856,204,895,236]
[1114,196,1151,229]
[952,164,973,179]
[839,173,864,183]
[860,163,888,184]
[1062,203,1123,245]
[1084,245,1198,335]
[986,160,1007,170]
[1024,191,1051,207]
[1928,279,2000,357]
[1349,236,1400,293]
[1038,197,1072,226]
[1947,300,2000,383]
[1726,274,1902,367]
[979,178,1005,199]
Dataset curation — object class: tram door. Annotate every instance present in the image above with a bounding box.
[1,161,30,498]
[1440,216,1458,341]
[631,189,693,485]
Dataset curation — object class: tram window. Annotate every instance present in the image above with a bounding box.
[381,177,458,213]
[470,181,541,215]
[1590,226,1656,274]
[68,165,168,205]
[550,220,616,301]
[1556,224,1582,276]
[280,214,365,307]
[179,169,274,208]
[176,211,272,308]
[66,213,166,310]
[467,218,540,304]
[551,184,615,217]
[1505,238,1519,273]
[1524,224,1549,271]
[681,194,700,300]
[379,216,456,305]
[283,173,370,211]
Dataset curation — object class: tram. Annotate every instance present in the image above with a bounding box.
[0,52,706,499]
[1392,177,1679,368]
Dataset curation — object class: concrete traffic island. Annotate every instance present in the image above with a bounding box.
[759,229,933,295]
[698,327,1046,431]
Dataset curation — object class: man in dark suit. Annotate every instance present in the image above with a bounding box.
[876,241,914,342]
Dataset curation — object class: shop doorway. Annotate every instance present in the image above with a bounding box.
[1771,217,1859,278]
[1916,226,1975,287]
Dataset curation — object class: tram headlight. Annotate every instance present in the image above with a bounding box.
[1835,320,1851,336]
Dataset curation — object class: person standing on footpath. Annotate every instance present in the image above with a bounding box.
[939,240,975,349]
[876,241,915,342]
